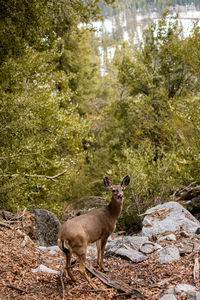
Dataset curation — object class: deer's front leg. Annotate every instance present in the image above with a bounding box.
[99,237,108,271]
[96,240,101,266]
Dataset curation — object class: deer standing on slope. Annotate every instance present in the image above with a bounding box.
[57,175,130,288]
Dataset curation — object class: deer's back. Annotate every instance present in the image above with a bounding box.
[58,206,116,245]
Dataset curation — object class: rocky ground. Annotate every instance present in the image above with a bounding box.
[0,210,200,299]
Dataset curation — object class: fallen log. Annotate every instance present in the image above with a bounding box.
[86,265,144,299]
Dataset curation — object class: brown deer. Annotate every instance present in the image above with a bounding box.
[57,175,130,288]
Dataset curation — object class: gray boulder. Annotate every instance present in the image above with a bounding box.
[30,209,61,246]
[158,246,180,264]
[105,236,161,262]
[113,248,148,263]
[105,236,149,252]
[142,202,200,238]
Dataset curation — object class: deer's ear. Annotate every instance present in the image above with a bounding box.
[103,176,112,187]
[121,175,130,188]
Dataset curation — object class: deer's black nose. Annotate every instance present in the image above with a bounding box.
[118,194,123,199]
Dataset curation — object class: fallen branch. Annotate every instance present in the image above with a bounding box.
[86,265,144,299]
[7,284,27,294]
[8,208,27,222]
[88,288,112,293]
[0,221,12,229]
[193,255,199,280]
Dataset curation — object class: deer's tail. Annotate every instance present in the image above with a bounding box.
[57,238,70,254]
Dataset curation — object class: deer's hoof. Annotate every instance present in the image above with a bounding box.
[102,267,109,272]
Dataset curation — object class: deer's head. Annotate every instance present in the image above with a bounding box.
[104,175,130,203]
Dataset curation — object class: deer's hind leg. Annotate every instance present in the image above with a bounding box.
[74,243,97,289]
[65,251,76,281]
[78,252,97,289]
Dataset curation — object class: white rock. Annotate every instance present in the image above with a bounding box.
[86,245,97,260]
[157,234,176,243]
[32,264,60,274]
[175,284,196,297]
[37,245,60,252]
[142,202,200,238]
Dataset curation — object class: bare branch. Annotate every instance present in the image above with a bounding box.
[46,170,67,182]
[8,208,27,222]
[0,170,67,182]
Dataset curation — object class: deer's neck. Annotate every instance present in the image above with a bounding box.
[107,198,122,219]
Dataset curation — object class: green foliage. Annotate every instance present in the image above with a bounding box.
[0,43,91,215]
[0,0,114,215]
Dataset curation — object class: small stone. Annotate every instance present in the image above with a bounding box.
[32,264,60,275]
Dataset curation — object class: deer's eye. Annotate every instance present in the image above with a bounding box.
[112,189,116,193]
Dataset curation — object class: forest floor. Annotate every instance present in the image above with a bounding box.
[0,212,199,300]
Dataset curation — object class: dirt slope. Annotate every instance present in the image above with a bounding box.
[0,212,199,299]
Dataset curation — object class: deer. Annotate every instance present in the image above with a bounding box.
[57,175,130,288]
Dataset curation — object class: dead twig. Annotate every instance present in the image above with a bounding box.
[88,288,112,293]
[193,254,199,280]
[60,266,65,300]
[0,221,12,229]
[139,242,158,255]
[7,284,27,294]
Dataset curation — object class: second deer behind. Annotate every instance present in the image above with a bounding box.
[57,175,130,288]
